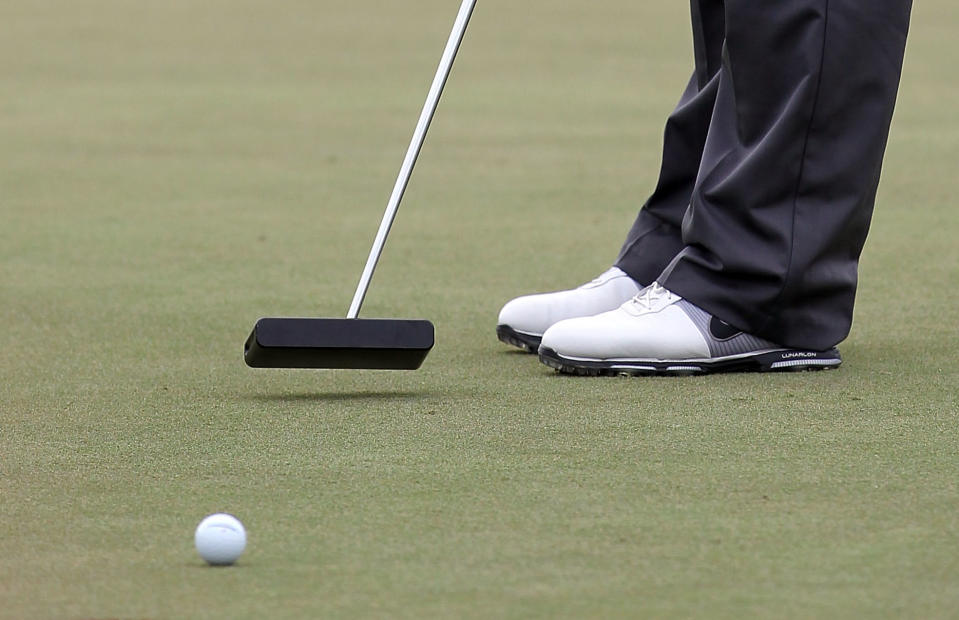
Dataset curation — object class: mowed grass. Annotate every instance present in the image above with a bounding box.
[1,1,957,618]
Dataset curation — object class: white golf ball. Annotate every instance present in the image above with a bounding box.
[194,513,247,566]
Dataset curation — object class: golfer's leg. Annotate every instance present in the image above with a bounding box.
[614,0,725,286]
[660,0,913,350]
[494,0,726,351]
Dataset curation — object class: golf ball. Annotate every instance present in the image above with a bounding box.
[194,513,247,566]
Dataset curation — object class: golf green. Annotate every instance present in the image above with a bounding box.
[2,1,957,618]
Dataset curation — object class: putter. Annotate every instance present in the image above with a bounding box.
[244,0,477,369]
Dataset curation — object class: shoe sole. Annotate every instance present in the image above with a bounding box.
[538,346,842,376]
[496,325,542,353]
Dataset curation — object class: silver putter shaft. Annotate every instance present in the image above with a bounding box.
[347,0,477,318]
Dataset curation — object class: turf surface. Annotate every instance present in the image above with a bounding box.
[2,1,957,617]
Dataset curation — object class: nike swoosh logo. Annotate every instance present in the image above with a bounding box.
[709,316,742,341]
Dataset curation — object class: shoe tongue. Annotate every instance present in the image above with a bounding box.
[649,282,671,297]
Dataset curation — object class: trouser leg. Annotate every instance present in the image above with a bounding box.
[614,0,726,286]
[659,0,912,350]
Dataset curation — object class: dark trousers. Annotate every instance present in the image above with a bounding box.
[615,0,913,350]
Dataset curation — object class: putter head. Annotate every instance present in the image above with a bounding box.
[244,318,434,370]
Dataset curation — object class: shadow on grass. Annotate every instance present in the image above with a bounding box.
[189,561,254,569]
[243,391,429,403]
[498,348,537,357]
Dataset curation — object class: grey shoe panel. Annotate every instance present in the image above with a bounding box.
[677,300,779,358]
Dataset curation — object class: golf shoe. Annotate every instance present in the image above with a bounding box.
[496,267,643,352]
[538,283,842,375]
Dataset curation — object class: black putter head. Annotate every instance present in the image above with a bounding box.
[244,318,434,369]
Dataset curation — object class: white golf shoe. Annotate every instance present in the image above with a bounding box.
[538,283,842,375]
[496,267,643,352]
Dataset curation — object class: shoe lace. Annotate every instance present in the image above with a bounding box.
[627,283,675,312]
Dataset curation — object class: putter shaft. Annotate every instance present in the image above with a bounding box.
[347,0,477,319]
